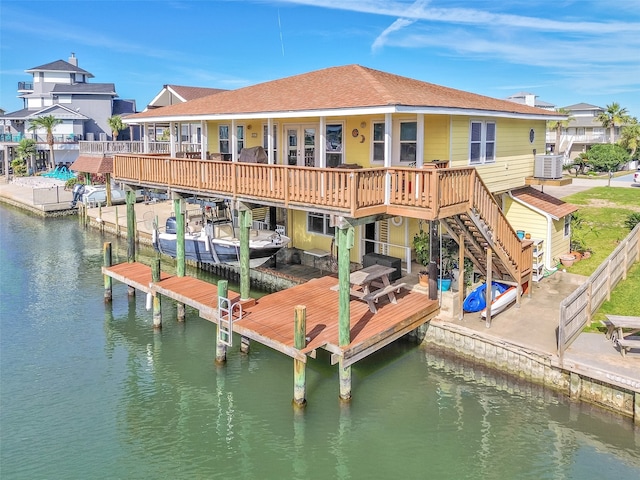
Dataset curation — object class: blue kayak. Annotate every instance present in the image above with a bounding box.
[463,282,509,312]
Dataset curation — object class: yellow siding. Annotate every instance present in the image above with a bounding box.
[503,197,547,240]
[549,219,571,265]
[450,117,547,192]
[424,115,450,162]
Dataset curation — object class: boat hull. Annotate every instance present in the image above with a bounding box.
[153,231,288,267]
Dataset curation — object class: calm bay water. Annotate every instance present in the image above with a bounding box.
[1,204,638,479]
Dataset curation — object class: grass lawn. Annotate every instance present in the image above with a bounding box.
[559,187,639,332]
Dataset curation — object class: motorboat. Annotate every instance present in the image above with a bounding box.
[152,202,290,267]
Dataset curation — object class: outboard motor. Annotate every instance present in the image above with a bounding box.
[70,183,85,208]
[165,217,177,234]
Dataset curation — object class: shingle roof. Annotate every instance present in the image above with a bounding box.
[168,85,227,101]
[129,65,561,120]
[511,187,578,219]
[52,83,116,95]
[70,155,113,174]
[26,59,93,77]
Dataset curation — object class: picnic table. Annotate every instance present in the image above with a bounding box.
[602,315,640,357]
[332,264,405,313]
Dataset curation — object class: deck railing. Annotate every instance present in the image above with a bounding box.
[114,155,422,216]
[470,173,532,279]
[113,154,529,279]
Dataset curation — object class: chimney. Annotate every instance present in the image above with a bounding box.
[69,53,77,66]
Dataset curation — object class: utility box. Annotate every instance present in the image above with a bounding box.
[362,253,402,282]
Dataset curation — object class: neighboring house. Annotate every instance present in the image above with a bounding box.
[546,103,613,160]
[0,53,138,173]
[506,92,556,111]
[142,84,227,150]
[118,64,576,290]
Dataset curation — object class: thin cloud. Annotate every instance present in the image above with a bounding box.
[276,0,639,34]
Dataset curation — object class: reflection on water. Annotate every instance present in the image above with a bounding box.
[1,204,639,479]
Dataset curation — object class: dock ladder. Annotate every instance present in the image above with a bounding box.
[217,296,242,346]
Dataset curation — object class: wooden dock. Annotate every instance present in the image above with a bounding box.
[103,262,439,368]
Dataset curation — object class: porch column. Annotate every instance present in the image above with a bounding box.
[416,114,424,167]
[239,207,252,301]
[267,118,274,164]
[143,125,150,153]
[336,223,354,401]
[231,119,237,162]
[319,116,326,168]
[169,121,176,157]
[384,113,392,205]
[201,120,207,159]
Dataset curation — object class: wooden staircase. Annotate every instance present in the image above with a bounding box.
[440,172,532,291]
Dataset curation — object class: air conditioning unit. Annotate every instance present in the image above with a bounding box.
[86,132,94,141]
[99,133,107,141]
[534,155,563,179]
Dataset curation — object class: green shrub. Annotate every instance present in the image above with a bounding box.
[624,212,640,230]
[65,177,78,190]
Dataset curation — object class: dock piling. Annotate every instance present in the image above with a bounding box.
[103,242,112,303]
[152,258,162,329]
[215,280,228,365]
[293,305,307,408]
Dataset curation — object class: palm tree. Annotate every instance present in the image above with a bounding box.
[597,102,631,144]
[29,115,62,170]
[548,108,574,154]
[107,115,125,141]
[15,138,37,175]
[618,121,640,160]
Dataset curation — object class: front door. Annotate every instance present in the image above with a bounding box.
[286,125,317,167]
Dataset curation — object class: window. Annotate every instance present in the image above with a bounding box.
[399,122,417,162]
[237,125,245,154]
[564,215,571,238]
[219,125,229,154]
[263,124,278,161]
[373,122,385,162]
[325,124,343,167]
[469,121,496,164]
[307,212,334,236]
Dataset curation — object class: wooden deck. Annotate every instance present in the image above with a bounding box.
[103,262,439,368]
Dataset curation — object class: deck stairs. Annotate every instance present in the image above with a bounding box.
[440,173,532,289]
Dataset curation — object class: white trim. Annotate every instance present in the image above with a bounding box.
[124,105,562,125]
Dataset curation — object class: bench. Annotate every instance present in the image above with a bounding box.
[604,315,640,357]
[362,282,406,313]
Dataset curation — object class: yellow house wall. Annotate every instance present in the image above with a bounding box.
[549,218,571,265]
[207,114,452,167]
[450,117,547,192]
[504,196,572,268]
[503,197,547,240]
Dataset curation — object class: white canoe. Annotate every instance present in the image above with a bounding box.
[480,286,518,318]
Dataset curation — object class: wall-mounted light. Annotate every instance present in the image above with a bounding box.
[247,124,252,130]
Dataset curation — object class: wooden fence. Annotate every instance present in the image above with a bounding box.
[558,223,640,360]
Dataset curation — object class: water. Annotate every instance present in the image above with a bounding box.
[1,204,638,479]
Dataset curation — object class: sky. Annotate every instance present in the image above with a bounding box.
[1,0,639,118]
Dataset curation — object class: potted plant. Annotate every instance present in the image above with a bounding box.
[437,237,458,291]
[413,229,430,286]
